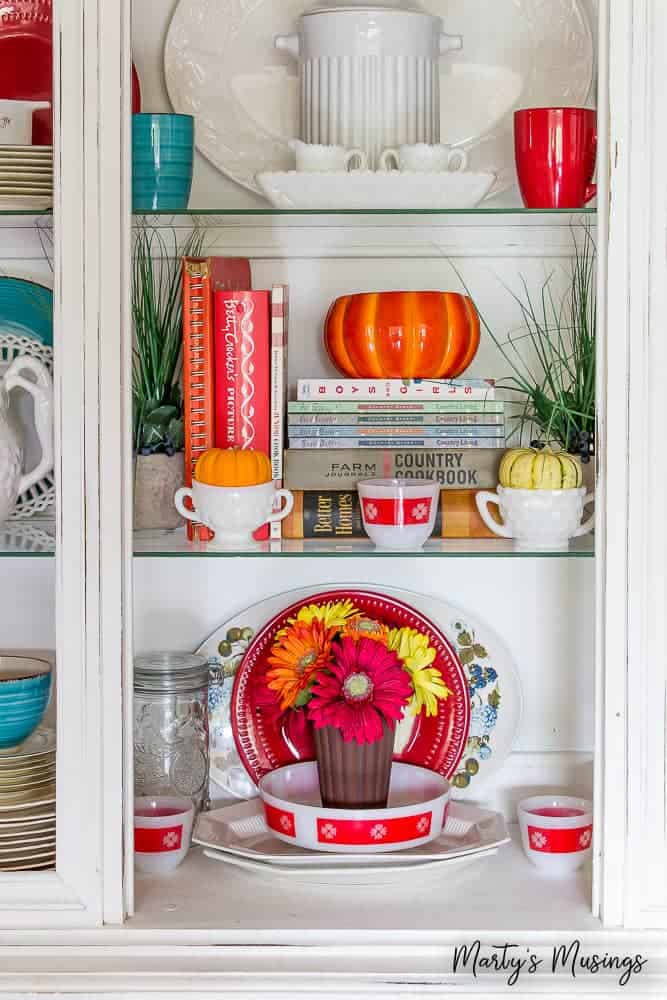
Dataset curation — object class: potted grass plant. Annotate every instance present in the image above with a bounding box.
[133,226,204,530]
[489,226,595,462]
[454,225,596,464]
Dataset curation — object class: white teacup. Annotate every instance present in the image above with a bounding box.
[288,138,368,172]
[0,100,50,145]
[174,480,294,547]
[379,143,468,173]
[476,486,595,551]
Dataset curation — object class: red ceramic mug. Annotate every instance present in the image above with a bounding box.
[514,108,597,209]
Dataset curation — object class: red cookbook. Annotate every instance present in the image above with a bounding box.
[214,290,271,540]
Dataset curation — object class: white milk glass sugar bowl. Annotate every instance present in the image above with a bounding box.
[0,355,54,525]
[276,2,463,169]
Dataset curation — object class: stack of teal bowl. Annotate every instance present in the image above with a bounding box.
[132,113,194,212]
[0,657,52,749]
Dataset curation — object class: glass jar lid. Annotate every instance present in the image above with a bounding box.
[134,653,209,693]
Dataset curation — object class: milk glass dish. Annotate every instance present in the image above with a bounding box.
[288,139,368,172]
[379,143,468,173]
[358,478,439,549]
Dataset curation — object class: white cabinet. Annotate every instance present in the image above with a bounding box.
[0,0,666,992]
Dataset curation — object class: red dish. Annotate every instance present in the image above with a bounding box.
[0,2,141,146]
[232,590,471,785]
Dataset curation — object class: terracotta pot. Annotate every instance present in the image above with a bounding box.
[313,721,395,809]
[134,452,185,531]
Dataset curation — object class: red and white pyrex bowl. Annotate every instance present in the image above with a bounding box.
[258,761,450,854]
[518,794,593,877]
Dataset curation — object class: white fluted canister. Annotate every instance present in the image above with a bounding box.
[276,6,462,169]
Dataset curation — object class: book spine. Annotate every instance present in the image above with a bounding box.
[289,400,505,414]
[284,448,502,491]
[182,258,215,542]
[214,290,271,540]
[297,378,495,401]
[282,490,500,540]
[288,412,505,426]
[270,285,289,540]
[288,436,505,449]
[289,424,505,438]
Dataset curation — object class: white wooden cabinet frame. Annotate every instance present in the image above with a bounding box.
[0,0,666,993]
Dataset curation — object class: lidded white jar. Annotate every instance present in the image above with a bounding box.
[276,4,463,168]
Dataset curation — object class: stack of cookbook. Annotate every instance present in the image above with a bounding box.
[282,377,507,541]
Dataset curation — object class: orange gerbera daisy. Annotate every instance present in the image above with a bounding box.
[266,619,334,711]
[341,617,389,645]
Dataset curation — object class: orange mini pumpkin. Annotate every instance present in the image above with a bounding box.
[324,291,480,380]
[195,448,272,488]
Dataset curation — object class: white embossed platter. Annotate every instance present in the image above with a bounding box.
[165,0,593,197]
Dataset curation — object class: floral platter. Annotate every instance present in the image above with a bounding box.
[198,585,521,802]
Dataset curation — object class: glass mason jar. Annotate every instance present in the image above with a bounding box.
[134,653,212,815]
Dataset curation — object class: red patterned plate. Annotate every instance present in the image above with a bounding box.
[232,590,470,785]
[0,2,141,146]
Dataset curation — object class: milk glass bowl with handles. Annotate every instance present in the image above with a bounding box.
[0,356,54,525]
[380,143,469,174]
[288,139,368,173]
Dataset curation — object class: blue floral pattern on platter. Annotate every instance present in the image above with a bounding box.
[450,620,502,791]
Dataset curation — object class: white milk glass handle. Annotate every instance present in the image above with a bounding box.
[267,489,295,524]
[5,356,54,496]
[572,493,596,538]
[344,148,368,172]
[447,148,469,173]
[379,148,399,172]
[475,491,512,539]
[174,486,200,524]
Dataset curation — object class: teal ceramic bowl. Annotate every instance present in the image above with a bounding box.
[132,113,194,212]
[0,658,52,749]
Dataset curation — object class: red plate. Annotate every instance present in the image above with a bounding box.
[0,2,141,146]
[232,590,471,784]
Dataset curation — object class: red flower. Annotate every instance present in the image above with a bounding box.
[307,637,412,745]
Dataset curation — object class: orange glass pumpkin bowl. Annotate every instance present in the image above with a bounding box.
[324,292,480,379]
[324,291,481,380]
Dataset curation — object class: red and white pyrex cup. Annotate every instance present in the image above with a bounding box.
[358,478,439,549]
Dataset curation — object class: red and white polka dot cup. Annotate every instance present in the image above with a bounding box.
[518,795,593,877]
[134,796,194,875]
[358,478,439,549]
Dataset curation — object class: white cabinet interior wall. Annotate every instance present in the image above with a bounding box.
[0,0,666,994]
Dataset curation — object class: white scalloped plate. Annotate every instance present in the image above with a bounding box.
[165,0,593,197]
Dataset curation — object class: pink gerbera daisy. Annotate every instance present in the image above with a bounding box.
[307,637,413,744]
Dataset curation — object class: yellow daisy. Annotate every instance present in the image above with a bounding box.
[387,627,452,717]
[289,599,360,631]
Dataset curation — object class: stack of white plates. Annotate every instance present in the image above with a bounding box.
[0,728,56,871]
[195,798,510,885]
[0,145,53,210]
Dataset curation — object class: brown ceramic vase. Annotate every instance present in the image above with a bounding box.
[313,721,395,809]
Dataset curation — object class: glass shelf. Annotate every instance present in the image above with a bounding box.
[134,530,595,559]
[134,207,597,219]
[0,518,55,557]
